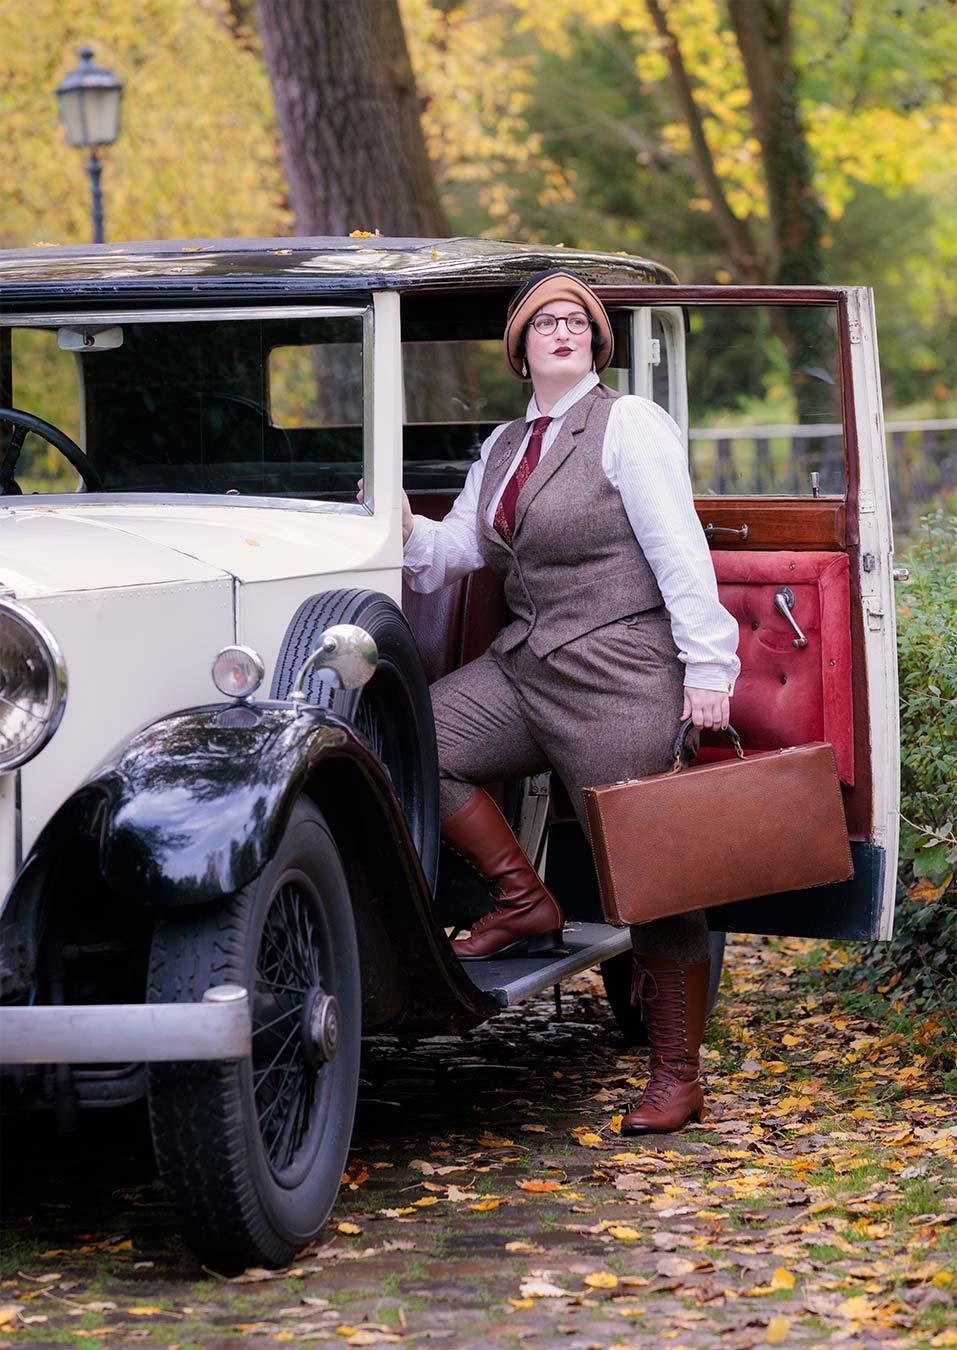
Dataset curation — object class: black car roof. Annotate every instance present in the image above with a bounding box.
[0,236,676,308]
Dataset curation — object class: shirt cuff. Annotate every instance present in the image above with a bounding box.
[402,515,434,573]
[682,665,736,695]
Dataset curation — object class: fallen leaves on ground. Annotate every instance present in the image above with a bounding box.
[583,1270,619,1289]
[5,936,956,1347]
[519,1276,567,1298]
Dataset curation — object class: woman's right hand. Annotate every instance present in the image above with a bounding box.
[357,479,415,546]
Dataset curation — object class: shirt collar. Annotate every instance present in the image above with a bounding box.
[526,370,599,424]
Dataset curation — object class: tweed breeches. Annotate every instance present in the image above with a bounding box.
[430,606,709,960]
[431,606,684,826]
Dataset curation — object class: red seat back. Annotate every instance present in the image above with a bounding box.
[708,551,854,785]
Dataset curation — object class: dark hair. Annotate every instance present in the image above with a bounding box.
[517,319,608,365]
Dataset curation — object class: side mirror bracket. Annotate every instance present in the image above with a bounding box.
[289,624,378,702]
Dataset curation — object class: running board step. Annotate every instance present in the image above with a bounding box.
[461,922,632,1007]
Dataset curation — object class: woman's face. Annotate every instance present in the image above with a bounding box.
[523,302,594,386]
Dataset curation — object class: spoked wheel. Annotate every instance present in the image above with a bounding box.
[147,798,360,1270]
[600,930,727,1044]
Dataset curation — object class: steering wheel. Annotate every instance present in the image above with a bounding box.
[0,407,104,495]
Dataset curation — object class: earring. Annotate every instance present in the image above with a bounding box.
[521,359,528,378]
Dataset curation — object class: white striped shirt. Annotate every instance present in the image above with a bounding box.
[403,371,740,693]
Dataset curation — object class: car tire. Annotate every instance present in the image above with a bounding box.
[146,797,360,1270]
[600,930,727,1044]
[271,589,440,892]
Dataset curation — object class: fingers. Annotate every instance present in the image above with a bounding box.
[682,688,731,731]
[356,476,364,504]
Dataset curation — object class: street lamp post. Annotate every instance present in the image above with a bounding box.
[55,46,124,245]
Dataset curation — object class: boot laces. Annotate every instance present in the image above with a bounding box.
[632,965,691,1059]
[636,1066,681,1111]
[463,909,500,936]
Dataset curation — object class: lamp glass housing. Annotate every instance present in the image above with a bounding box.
[211,646,265,701]
[56,49,123,148]
[0,600,68,770]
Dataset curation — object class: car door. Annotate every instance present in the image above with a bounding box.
[599,282,899,941]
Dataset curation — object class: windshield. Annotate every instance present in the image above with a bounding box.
[0,310,368,501]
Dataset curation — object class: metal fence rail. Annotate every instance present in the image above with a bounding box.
[689,419,957,528]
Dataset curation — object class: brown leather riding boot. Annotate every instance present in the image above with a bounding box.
[620,953,710,1134]
[442,788,564,960]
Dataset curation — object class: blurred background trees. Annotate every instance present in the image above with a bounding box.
[0,0,289,243]
[1,0,953,418]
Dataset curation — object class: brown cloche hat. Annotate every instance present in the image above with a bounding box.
[503,268,614,378]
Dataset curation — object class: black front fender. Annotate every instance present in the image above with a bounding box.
[6,701,497,1032]
[21,703,363,907]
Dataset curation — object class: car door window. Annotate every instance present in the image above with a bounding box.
[682,303,844,497]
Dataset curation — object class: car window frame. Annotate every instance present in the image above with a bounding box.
[0,303,374,516]
[598,285,852,503]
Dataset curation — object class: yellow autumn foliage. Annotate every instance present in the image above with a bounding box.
[0,0,290,249]
[404,0,957,258]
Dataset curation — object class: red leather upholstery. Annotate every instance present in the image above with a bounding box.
[706,551,854,785]
[402,492,508,686]
[401,580,464,686]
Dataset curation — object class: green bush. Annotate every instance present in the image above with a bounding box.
[850,507,957,1008]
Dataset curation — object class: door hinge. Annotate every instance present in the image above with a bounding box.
[866,607,885,631]
[649,338,661,367]
[862,553,876,572]
[848,319,862,344]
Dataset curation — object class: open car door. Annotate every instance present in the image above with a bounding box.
[595,283,900,941]
[399,281,899,946]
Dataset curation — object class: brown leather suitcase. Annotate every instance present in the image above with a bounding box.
[581,722,854,927]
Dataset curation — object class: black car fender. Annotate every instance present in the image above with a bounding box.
[3,702,495,1032]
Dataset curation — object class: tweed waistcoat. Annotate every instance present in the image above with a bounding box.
[477,384,664,658]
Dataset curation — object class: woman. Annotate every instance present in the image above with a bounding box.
[401,269,740,1134]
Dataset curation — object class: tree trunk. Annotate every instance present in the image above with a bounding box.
[645,0,766,285]
[256,0,466,425]
[255,0,451,237]
[726,0,825,287]
[726,0,832,425]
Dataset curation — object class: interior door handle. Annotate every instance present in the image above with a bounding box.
[773,587,808,648]
[704,522,749,542]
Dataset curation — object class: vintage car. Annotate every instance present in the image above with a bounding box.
[0,237,900,1268]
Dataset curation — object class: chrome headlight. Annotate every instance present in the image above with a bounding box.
[0,598,68,771]
[211,645,265,701]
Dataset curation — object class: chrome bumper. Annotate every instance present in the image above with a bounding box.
[0,984,251,1064]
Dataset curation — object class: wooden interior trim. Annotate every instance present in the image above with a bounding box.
[694,497,846,550]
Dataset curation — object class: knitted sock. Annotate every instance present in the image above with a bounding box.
[630,909,710,963]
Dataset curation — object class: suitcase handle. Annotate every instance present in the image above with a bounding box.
[671,718,745,773]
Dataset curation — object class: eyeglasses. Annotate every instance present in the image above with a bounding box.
[529,311,592,336]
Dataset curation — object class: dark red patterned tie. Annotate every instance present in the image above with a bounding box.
[494,415,552,546]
